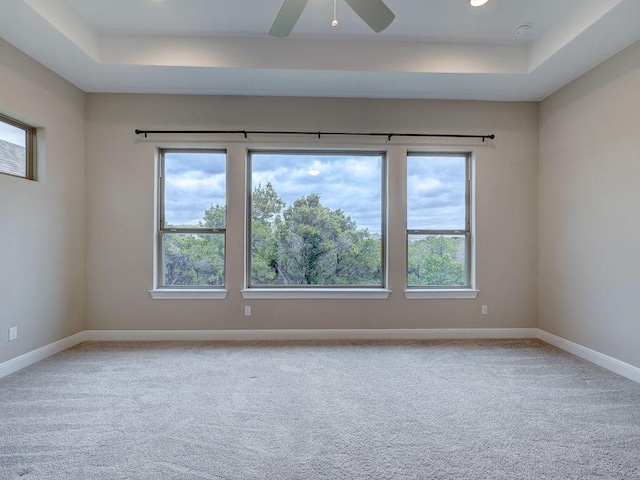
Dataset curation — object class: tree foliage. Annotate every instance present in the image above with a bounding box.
[163,203,226,286]
[262,193,381,285]
[164,233,225,286]
[162,182,465,287]
[252,182,285,221]
[200,204,226,229]
[407,235,466,286]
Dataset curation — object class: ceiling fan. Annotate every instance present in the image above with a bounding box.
[269,0,395,37]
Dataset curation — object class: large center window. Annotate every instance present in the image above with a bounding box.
[247,151,385,288]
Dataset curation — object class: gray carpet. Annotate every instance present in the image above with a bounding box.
[1,339,640,479]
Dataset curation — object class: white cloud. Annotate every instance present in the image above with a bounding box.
[0,121,26,147]
[252,154,383,233]
[164,160,226,226]
[163,152,467,232]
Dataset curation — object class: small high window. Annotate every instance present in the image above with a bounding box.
[0,114,36,179]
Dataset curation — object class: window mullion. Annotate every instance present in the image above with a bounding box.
[161,227,226,234]
[408,229,467,236]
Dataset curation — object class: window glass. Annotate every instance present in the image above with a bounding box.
[407,154,470,288]
[162,233,225,287]
[159,150,226,287]
[0,116,32,179]
[163,151,226,228]
[407,155,466,230]
[407,234,467,287]
[249,151,384,287]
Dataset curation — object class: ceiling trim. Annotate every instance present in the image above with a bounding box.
[1,0,639,101]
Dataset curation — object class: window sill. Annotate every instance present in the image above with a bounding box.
[149,289,228,300]
[241,288,391,300]
[404,289,479,299]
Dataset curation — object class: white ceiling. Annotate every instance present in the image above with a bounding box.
[1,0,639,101]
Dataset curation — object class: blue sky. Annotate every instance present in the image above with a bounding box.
[164,151,466,233]
[407,155,466,230]
[164,151,226,227]
[252,153,383,234]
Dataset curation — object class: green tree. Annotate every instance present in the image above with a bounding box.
[407,235,465,286]
[254,193,381,286]
[164,235,193,285]
[163,233,225,286]
[250,182,284,284]
[163,203,226,286]
[252,182,285,221]
[165,184,386,288]
[200,204,226,229]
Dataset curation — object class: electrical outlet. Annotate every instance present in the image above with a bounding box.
[482,305,488,315]
[244,306,251,316]
[8,327,18,341]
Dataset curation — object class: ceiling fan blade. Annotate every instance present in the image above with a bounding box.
[344,0,395,33]
[269,0,309,37]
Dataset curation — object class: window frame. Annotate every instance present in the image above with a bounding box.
[154,148,227,294]
[245,148,388,292]
[405,152,476,295]
[0,113,36,180]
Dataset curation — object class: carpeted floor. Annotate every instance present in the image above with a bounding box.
[1,339,640,479]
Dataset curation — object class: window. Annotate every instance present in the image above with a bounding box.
[0,113,36,179]
[157,149,226,289]
[247,150,385,289]
[407,153,471,288]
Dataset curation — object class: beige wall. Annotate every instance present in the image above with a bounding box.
[3,24,638,371]
[539,41,640,367]
[85,94,538,331]
[0,39,86,363]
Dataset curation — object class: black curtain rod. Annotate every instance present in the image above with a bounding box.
[135,129,495,142]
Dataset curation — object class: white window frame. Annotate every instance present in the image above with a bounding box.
[149,148,228,300]
[0,113,36,180]
[404,152,478,299]
[242,149,391,300]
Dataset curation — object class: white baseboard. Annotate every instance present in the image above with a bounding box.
[85,328,539,342]
[0,331,86,379]
[4,329,638,386]
[537,330,640,384]
[0,328,536,379]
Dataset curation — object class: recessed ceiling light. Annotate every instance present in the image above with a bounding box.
[470,0,489,7]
